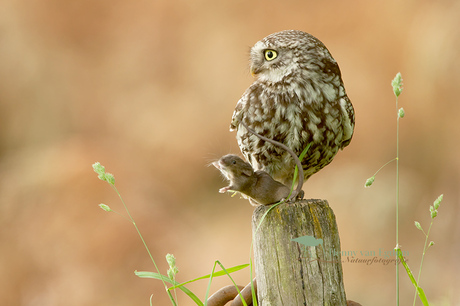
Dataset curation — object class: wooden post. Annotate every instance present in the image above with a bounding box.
[252,199,347,305]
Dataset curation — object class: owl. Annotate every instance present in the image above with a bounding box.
[230,30,355,189]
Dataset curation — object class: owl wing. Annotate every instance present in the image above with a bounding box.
[229,90,249,131]
[339,95,355,148]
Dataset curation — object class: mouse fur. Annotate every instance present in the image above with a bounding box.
[213,154,291,206]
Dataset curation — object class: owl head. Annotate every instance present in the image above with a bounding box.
[249,30,339,85]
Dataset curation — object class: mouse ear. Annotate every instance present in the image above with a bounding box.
[242,166,254,177]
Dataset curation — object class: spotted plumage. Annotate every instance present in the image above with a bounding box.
[230,30,355,187]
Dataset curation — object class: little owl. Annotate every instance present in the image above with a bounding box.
[230,30,355,189]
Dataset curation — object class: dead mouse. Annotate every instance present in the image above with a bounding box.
[213,154,291,206]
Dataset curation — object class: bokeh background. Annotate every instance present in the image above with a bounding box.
[1,0,459,305]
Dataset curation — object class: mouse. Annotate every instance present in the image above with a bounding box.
[213,154,291,206]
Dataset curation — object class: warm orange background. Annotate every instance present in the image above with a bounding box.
[1,1,459,305]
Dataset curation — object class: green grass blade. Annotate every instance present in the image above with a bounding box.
[204,261,218,305]
[289,143,312,193]
[215,261,248,306]
[135,271,204,306]
[250,258,257,306]
[396,249,429,306]
[170,263,249,289]
[135,271,170,281]
[298,143,312,162]
[135,263,248,290]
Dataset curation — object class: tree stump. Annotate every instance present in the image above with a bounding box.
[252,199,346,305]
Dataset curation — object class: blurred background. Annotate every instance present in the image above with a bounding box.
[1,0,459,305]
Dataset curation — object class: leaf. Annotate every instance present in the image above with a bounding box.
[135,263,249,291]
[290,143,312,192]
[169,263,249,290]
[396,249,429,306]
[298,143,312,162]
[134,271,203,306]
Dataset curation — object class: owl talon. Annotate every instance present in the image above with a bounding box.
[287,190,304,203]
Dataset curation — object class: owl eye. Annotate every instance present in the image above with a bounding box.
[264,49,278,61]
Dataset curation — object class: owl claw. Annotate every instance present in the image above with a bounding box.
[287,190,304,203]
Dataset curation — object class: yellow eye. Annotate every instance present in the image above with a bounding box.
[264,49,278,61]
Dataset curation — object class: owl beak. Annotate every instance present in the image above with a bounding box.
[250,65,259,77]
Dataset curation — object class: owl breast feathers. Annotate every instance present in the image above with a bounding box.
[230,30,355,187]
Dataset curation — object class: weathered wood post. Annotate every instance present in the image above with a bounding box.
[252,199,346,305]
